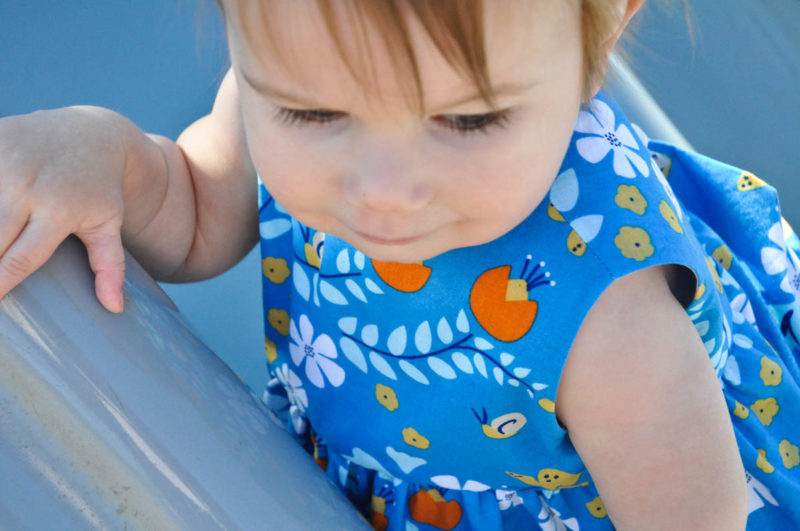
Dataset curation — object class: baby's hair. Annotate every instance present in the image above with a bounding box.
[218,1,659,107]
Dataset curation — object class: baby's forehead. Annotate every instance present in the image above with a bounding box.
[227,0,580,111]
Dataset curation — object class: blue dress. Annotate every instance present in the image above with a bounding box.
[257,92,800,529]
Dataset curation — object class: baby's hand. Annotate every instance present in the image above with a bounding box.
[0,107,130,312]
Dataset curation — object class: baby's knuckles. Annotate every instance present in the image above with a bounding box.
[0,108,127,223]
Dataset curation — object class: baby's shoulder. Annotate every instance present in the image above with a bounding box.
[556,263,703,422]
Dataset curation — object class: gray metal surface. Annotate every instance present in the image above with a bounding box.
[0,237,367,530]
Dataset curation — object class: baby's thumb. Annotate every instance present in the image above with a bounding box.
[79,228,126,313]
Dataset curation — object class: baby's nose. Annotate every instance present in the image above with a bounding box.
[344,142,433,212]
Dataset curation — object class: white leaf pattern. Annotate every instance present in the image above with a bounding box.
[399,360,429,384]
[370,351,397,380]
[733,334,753,349]
[437,318,453,344]
[428,357,457,379]
[473,354,488,378]
[474,337,494,350]
[339,336,367,373]
[260,218,291,239]
[415,321,432,354]
[451,352,473,373]
[293,262,310,301]
[338,317,357,335]
[364,278,384,294]
[336,249,350,273]
[500,353,515,366]
[361,325,379,347]
[549,168,579,212]
[456,310,469,333]
[493,367,504,385]
[319,280,347,305]
[513,367,531,379]
[354,251,365,270]
[345,279,367,302]
[387,326,407,355]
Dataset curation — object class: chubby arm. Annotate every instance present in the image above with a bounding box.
[121,68,257,282]
[556,265,748,530]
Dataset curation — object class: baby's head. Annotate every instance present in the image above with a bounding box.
[219,1,643,262]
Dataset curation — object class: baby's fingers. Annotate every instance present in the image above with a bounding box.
[0,219,70,303]
[78,227,126,314]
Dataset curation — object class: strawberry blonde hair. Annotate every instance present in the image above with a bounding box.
[217,1,645,106]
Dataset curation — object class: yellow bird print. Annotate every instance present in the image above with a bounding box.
[472,407,527,439]
[505,468,588,490]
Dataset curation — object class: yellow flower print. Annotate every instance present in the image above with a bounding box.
[757,449,775,474]
[711,245,733,271]
[760,356,783,387]
[751,397,779,426]
[262,257,290,284]
[732,400,749,419]
[538,398,556,413]
[375,383,398,411]
[402,427,430,449]
[567,230,587,257]
[780,439,800,469]
[614,226,654,261]
[693,283,706,300]
[265,337,277,364]
[737,170,766,191]
[267,309,290,336]
[615,184,647,214]
[659,200,683,234]
[705,257,724,294]
[547,202,566,222]
[585,496,608,519]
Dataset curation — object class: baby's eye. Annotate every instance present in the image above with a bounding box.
[432,110,511,135]
[275,107,346,127]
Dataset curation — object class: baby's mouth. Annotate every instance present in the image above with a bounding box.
[354,230,425,245]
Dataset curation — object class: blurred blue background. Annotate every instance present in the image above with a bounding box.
[1,1,798,393]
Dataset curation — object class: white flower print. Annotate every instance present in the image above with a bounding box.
[275,364,309,435]
[275,363,308,413]
[761,222,800,298]
[746,470,779,516]
[536,494,579,531]
[289,314,345,388]
[496,489,524,511]
[575,98,650,178]
[429,475,491,492]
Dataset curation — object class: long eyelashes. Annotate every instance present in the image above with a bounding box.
[274,107,345,126]
[432,111,511,135]
[274,107,512,136]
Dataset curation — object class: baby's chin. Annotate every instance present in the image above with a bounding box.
[342,230,504,264]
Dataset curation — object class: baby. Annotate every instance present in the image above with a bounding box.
[1,1,798,528]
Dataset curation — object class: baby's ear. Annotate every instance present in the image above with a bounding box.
[588,0,646,97]
[603,0,646,52]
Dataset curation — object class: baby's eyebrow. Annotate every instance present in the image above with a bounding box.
[239,65,536,113]
[426,81,538,114]
[238,67,323,108]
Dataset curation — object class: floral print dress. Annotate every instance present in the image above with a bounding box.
[257,92,800,529]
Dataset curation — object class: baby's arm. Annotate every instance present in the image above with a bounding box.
[556,266,748,529]
[124,69,257,282]
[0,69,256,311]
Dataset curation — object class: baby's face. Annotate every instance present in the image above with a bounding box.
[226,1,585,262]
